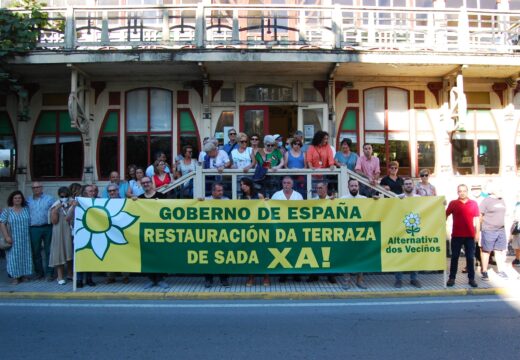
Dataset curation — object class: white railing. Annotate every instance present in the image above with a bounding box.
[158,166,396,200]
[6,4,520,53]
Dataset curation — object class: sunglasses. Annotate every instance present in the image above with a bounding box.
[108,189,117,192]
[240,140,248,144]
[251,138,259,141]
[265,144,274,148]
[229,133,236,136]
[293,143,302,146]
[420,174,429,177]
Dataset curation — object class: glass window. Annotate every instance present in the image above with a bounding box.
[32,111,83,179]
[0,112,16,180]
[97,110,119,179]
[416,110,435,174]
[126,88,174,169]
[364,87,411,174]
[337,108,358,153]
[452,110,499,175]
[215,111,234,147]
[245,84,293,102]
[178,109,201,159]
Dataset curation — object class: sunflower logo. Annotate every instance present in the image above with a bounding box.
[403,213,421,236]
[74,198,138,260]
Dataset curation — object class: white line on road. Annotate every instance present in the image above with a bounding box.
[1,297,520,309]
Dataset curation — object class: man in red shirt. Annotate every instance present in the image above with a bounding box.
[446,184,480,288]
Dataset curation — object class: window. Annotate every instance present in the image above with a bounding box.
[0,112,16,180]
[97,110,119,179]
[451,110,500,175]
[178,109,201,159]
[364,87,410,174]
[415,110,435,174]
[126,88,173,169]
[337,108,358,153]
[245,84,293,102]
[31,111,83,179]
[215,111,234,147]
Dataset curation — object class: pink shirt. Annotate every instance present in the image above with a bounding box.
[355,155,380,181]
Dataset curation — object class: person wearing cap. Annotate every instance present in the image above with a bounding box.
[273,134,287,156]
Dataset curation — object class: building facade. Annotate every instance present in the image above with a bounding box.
[0,0,519,206]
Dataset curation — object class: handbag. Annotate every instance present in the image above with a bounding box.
[0,209,12,250]
[511,221,520,235]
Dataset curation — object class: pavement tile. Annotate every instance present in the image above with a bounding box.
[1,256,519,297]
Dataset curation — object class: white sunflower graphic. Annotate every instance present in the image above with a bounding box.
[403,212,421,236]
[74,198,138,260]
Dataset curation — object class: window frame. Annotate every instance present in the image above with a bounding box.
[30,110,84,181]
[177,108,202,159]
[0,111,17,181]
[336,106,360,154]
[97,109,120,180]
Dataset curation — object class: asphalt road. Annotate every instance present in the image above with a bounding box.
[1,296,519,360]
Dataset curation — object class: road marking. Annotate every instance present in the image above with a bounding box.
[1,297,520,309]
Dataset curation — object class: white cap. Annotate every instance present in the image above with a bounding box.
[273,134,282,140]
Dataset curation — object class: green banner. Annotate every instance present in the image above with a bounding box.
[74,197,446,274]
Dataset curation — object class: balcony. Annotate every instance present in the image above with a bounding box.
[8,4,520,54]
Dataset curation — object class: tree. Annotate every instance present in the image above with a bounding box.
[0,0,48,120]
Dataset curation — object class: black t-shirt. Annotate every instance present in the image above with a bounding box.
[138,192,166,199]
[379,175,404,195]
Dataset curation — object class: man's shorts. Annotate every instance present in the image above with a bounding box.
[481,230,507,252]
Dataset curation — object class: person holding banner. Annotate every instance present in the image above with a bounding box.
[446,184,480,288]
[203,182,231,288]
[271,176,303,283]
[136,177,169,289]
[394,178,422,288]
[340,178,368,289]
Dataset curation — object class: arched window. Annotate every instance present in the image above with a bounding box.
[0,111,16,180]
[337,107,358,153]
[364,87,411,173]
[97,110,119,179]
[31,110,83,179]
[178,109,201,159]
[451,110,500,175]
[126,88,172,169]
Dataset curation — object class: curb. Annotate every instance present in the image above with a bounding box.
[0,288,511,301]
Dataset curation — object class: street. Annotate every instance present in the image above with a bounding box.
[1,296,519,359]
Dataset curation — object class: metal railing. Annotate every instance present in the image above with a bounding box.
[157,165,396,199]
[5,4,520,53]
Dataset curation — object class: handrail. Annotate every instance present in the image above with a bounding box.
[157,171,195,194]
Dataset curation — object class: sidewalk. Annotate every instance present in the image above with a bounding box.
[1,257,519,300]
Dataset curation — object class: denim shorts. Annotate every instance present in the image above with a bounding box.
[481,229,507,252]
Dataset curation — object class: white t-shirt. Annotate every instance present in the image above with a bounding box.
[231,147,253,169]
[271,190,304,200]
[207,150,230,168]
[340,193,367,199]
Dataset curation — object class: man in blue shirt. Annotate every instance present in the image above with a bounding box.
[101,171,128,198]
[27,182,55,280]
[222,128,238,156]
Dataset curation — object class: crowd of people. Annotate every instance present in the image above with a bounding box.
[0,127,519,290]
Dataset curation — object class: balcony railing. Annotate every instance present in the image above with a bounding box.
[8,4,520,53]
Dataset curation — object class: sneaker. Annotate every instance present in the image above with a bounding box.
[468,280,478,288]
[481,272,489,281]
[394,279,403,288]
[57,279,66,285]
[410,279,422,288]
[446,278,455,287]
[122,277,130,284]
[106,277,116,284]
[157,280,169,289]
[86,279,96,287]
[512,259,520,267]
[497,271,509,279]
[76,280,83,288]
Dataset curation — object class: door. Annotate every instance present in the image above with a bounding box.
[298,104,329,145]
[240,105,269,144]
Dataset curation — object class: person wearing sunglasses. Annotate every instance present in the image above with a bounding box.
[255,135,284,171]
[415,169,437,196]
[223,128,239,156]
[230,132,256,172]
[249,133,261,156]
[284,138,307,170]
[380,161,404,195]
